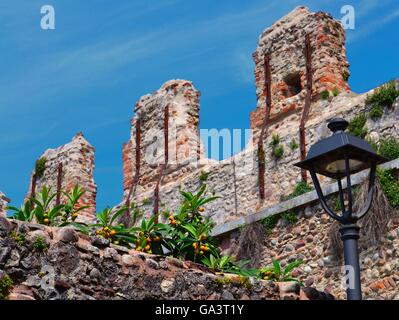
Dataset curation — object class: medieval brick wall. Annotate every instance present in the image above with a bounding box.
[27,133,97,222]
[121,7,398,226]
[123,86,399,226]
[0,191,10,217]
[10,6,399,301]
[122,79,206,207]
[250,6,350,131]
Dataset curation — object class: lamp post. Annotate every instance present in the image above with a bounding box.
[295,118,389,300]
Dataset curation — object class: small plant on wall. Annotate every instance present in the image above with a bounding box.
[0,273,13,300]
[365,81,399,109]
[377,168,399,207]
[262,214,280,233]
[92,206,136,246]
[377,138,399,160]
[35,157,47,179]
[282,181,313,201]
[289,138,299,150]
[269,134,284,159]
[342,71,350,82]
[32,236,48,252]
[259,259,303,284]
[142,198,151,206]
[369,104,384,119]
[348,114,367,138]
[321,90,330,100]
[281,211,298,224]
[199,170,209,183]
[9,231,26,246]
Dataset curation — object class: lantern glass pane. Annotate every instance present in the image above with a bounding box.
[325,159,364,175]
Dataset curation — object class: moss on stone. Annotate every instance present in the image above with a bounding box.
[0,274,13,300]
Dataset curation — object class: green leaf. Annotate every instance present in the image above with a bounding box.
[197,196,220,207]
[49,204,65,219]
[181,224,198,237]
[272,259,281,278]
[180,191,194,202]
[283,260,303,275]
[110,206,128,225]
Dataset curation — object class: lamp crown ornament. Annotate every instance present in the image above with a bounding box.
[327,118,349,134]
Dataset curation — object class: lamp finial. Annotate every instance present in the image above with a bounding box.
[328,118,349,134]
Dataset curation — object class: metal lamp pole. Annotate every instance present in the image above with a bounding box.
[296,118,386,300]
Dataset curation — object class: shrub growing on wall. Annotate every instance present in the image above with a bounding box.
[348,114,367,138]
[35,157,47,179]
[377,138,399,160]
[365,81,399,109]
[321,90,330,100]
[377,169,399,207]
[369,104,384,119]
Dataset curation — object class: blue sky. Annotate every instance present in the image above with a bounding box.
[1,0,398,211]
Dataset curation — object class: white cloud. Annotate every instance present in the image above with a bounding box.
[347,7,399,43]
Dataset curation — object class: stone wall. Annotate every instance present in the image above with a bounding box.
[0,191,10,217]
[123,83,399,225]
[219,198,399,300]
[122,79,204,200]
[121,7,398,227]
[0,217,332,300]
[250,6,349,130]
[27,133,97,222]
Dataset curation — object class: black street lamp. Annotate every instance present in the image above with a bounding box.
[295,118,389,300]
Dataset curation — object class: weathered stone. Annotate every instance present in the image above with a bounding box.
[55,279,71,293]
[89,268,101,279]
[305,277,314,287]
[303,266,312,273]
[372,253,380,261]
[56,227,79,243]
[0,192,10,217]
[146,258,159,270]
[91,236,110,248]
[26,133,97,222]
[0,216,12,237]
[278,281,300,294]
[324,269,333,278]
[166,256,184,268]
[159,261,168,270]
[295,239,306,249]
[160,278,175,294]
[103,247,118,260]
[0,247,11,265]
[221,290,235,300]
[47,242,80,274]
[5,249,20,268]
[304,207,314,219]
[284,244,295,252]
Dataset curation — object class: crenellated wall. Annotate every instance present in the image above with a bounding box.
[11,5,399,301]
[250,7,349,131]
[120,7,398,226]
[0,191,10,217]
[27,133,97,222]
[122,80,205,199]
[20,6,399,250]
